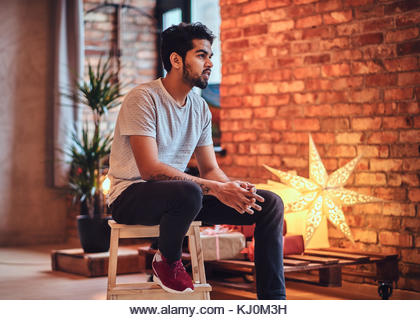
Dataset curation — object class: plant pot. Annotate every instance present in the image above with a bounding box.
[77,215,111,253]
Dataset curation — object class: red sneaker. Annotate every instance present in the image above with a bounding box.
[152,252,194,294]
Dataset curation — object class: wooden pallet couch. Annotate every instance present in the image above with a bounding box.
[138,225,399,300]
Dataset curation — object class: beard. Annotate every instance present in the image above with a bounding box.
[182,63,209,89]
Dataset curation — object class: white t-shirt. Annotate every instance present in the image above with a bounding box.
[107,78,213,205]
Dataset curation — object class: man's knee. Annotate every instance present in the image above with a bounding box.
[173,181,203,212]
[257,189,284,218]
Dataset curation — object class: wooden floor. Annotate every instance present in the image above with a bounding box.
[1,243,419,300]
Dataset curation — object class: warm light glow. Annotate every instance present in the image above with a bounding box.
[101,176,111,195]
[259,134,383,248]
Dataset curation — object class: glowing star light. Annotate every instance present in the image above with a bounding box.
[263,134,382,247]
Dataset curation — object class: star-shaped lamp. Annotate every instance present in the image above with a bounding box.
[260,134,383,248]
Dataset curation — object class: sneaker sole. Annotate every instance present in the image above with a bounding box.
[152,274,194,294]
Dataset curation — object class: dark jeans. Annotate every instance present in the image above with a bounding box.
[110,180,286,299]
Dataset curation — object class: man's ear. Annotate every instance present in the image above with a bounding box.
[169,52,182,70]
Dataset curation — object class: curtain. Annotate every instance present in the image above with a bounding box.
[52,0,84,187]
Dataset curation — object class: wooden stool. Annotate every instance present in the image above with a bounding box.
[107,220,212,300]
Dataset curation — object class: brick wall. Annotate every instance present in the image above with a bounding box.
[83,0,157,133]
[219,0,419,291]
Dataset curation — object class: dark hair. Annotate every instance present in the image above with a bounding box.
[160,22,215,72]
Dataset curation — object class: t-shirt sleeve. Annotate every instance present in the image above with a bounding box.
[197,101,213,147]
[118,89,156,137]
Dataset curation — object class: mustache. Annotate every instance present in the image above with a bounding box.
[202,69,211,74]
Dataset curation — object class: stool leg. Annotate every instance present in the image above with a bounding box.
[188,229,200,284]
[193,226,207,285]
[107,228,120,300]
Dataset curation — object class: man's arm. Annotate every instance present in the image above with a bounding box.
[194,145,230,183]
[129,136,263,214]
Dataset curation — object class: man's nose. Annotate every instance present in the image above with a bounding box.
[205,58,213,68]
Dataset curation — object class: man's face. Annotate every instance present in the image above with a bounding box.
[182,39,213,89]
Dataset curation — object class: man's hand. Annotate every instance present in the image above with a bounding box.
[213,181,265,215]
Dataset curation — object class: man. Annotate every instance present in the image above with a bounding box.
[108,22,285,299]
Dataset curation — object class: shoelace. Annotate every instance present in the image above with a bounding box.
[171,260,185,279]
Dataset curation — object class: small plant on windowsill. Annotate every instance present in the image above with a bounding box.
[67,57,123,253]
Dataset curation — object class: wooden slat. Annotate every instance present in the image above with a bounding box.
[286,254,339,265]
[109,283,211,300]
[283,258,310,266]
[305,249,370,262]
[318,247,398,259]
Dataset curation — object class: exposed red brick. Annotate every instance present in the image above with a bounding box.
[261,8,288,21]
[244,24,269,37]
[352,33,384,47]
[242,0,267,14]
[352,61,384,74]
[303,104,333,117]
[243,47,268,61]
[400,130,420,143]
[277,57,303,67]
[304,54,331,64]
[322,63,351,77]
[390,144,420,157]
[383,116,413,129]
[320,118,350,131]
[273,144,298,155]
[221,29,243,40]
[250,143,273,155]
[384,56,418,72]
[384,88,413,101]
[337,22,362,35]
[398,102,420,114]
[291,42,319,54]
[267,0,291,9]
[355,4,385,19]
[350,89,380,103]
[254,107,277,118]
[352,117,382,130]
[267,94,291,106]
[293,118,320,131]
[396,11,420,27]
[344,0,375,6]
[232,132,257,142]
[362,17,395,32]
[397,40,420,56]
[271,119,288,131]
[268,20,295,33]
[294,93,317,104]
[379,231,413,247]
[408,188,420,202]
[320,37,350,50]
[220,18,237,30]
[398,72,420,86]
[224,39,249,51]
[302,26,336,39]
[384,1,420,15]
[277,80,305,93]
[316,0,343,12]
[385,27,419,43]
[254,82,278,94]
[323,10,353,24]
[355,172,386,186]
[296,15,323,29]
[294,66,321,79]
[366,74,397,87]
[367,131,399,144]
[362,44,397,59]
[331,49,363,62]
[237,13,261,26]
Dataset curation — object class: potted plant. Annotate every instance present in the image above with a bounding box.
[67,57,123,253]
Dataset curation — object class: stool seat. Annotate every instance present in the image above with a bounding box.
[107,220,211,300]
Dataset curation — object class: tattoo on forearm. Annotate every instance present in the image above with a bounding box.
[148,174,211,194]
